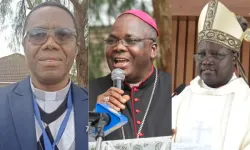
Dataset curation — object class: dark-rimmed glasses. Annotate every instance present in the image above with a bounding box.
[23,28,77,45]
[104,38,155,47]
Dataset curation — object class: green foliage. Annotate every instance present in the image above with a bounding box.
[88,26,110,80]
[0,0,72,52]
[0,0,13,24]
[70,61,78,83]
[89,0,151,26]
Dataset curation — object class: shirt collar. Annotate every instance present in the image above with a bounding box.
[30,79,71,101]
[124,66,155,89]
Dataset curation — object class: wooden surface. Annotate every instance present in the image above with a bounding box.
[172,0,250,17]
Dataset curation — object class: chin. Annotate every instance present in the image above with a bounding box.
[200,75,215,85]
[203,79,218,87]
[39,72,66,84]
[43,76,65,85]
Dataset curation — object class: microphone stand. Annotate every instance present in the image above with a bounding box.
[90,113,109,150]
[95,126,104,150]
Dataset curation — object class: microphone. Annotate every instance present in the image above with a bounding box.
[94,103,128,136]
[111,68,125,89]
[172,84,186,97]
[94,68,128,136]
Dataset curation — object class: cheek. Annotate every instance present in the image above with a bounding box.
[62,44,77,61]
[106,48,112,57]
[196,62,200,71]
[24,43,40,63]
[128,46,147,57]
[137,42,145,49]
[216,61,233,78]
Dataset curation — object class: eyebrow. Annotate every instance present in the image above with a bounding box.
[108,34,118,39]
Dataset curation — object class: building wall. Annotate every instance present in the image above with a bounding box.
[172,0,250,17]
[0,83,11,87]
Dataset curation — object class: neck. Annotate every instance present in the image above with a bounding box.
[125,66,154,84]
[31,76,70,92]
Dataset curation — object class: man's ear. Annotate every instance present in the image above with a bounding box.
[150,42,158,59]
[232,52,238,64]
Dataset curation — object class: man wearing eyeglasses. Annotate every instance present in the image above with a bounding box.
[172,0,250,149]
[89,10,172,140]
[0,2,88,150]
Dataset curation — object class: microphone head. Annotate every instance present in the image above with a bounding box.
[175,84,186,95]
[111,68,125,81]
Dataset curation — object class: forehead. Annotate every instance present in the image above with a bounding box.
[198,41,231,52]
[110,14,148,37]
[26,6,75,30]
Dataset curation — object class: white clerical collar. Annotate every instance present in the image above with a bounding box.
[30,79,71,101]
[129,82,142,88]
[201,73,237,89]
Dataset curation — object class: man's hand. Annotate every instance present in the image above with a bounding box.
[97,87,130,111]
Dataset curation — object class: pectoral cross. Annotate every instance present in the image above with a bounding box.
[193,121,212,144]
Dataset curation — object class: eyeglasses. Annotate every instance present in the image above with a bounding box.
[23,28,77,45]
[104,37,155,47]
[193,52,232,62]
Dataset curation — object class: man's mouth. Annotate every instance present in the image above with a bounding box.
[112,57,129,68]
[202,69,215,73]
[114,58,129,64]
[44,59,58,62]
[40,57,62,61]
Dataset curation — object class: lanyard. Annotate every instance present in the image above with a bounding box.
[33,88,73,150]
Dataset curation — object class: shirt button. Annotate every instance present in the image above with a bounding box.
[137,121,141,125]
[139,132,144,137]
[135,109,141,113]
[134,98,140,102]
[133,88,139,92]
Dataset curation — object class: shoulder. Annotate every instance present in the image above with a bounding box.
[0,83,18,97]
[72,83,88,95]
[172,85,191,104]
[158,70,171,79]
[74,83,88,93]
[89,74,111,85]
[175,84,191,97]
[244,86,250,100]
[89,74,112,92]
[157,70,171,83]
[0,83,19,110]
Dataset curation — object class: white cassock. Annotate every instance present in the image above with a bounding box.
[172,74,250,150]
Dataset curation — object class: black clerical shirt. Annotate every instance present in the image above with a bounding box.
[89,67,172,140]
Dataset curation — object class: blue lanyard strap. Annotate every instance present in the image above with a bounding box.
[33,88,73,150]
